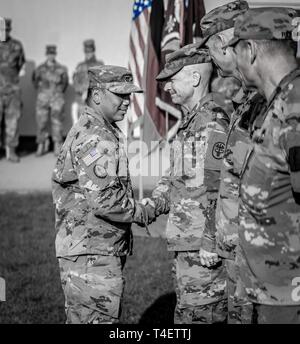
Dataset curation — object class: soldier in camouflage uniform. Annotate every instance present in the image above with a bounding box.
[32,45,68,157]
[52,65,155,324]
[72,39,104,124]
[142,44,230,324]
[226,7,300,323]
[0,18,25,162]
[197,1,267,324]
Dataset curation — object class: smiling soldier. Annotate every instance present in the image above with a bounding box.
[52,65,155,324]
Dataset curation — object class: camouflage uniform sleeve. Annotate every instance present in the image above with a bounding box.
[61,67,69,93]
[73,136,155,225]
[150,168,172,216]
[281,108,300,204]
[201,113,229,252]
[16,41,25,72]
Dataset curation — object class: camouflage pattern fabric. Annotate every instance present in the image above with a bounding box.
[200,0,249,39]
[52,105,150,259]
[0,86,22,148]
[59,254,126,324]
[0,36,25,148]
[238,68,300,306]
[152,93,230,252]
[156,45,211,81]
[215,90,266,260]
[149,93,230,322]
[32,61,68,143]
[226,7,298,47]
[173,251,227,324]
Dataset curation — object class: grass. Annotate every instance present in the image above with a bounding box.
[0,193,175,324]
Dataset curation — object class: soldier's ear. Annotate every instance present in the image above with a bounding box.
[192,71,201,87]
[92,88,101,105]
[248,40,257,65]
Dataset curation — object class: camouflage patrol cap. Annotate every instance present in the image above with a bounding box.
[226,7,298,47]
[84,39,95,53]
[4,18,12,31]
[200,1,249,39]
[46,45,57,55]
[156,43,211,81]
[88,65,143,94]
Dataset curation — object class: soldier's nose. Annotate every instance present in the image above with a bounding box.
[164,82,171,92]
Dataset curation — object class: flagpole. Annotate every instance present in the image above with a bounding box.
[139,119,144,200]
[165,111,169,140]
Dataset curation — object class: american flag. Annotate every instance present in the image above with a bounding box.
[128,0,152,137]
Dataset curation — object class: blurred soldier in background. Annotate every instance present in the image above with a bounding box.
[142,45,230,324]
[72,39,104,124]
[197,1,267,324]
[0,18,25,162]
[32,45,68,157]
[226,7,300,324]
[52,65,155,324]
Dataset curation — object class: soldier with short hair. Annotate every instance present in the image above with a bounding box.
[142,44,230,324]
[52,65,155,324]
[198,0,267,324]
[226,6,300,324]
[72,39,104,123]
[32,45,68,157]
[0,18,25,162]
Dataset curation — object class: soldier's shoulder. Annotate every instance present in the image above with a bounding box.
[275,74,300,122]
[56,62,68,73]
[198,92,230,129]
[75,61,87,70]
[10,37,24,49]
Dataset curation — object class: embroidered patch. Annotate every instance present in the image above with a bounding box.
[94,165,107,178]
[212,142,225,160]
[82,147,101,166]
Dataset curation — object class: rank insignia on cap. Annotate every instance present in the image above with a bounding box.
[94,165,107,178]
[82,147,101,166]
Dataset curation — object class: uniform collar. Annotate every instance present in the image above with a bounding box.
[84,105,122,140]
[267,67,300,108]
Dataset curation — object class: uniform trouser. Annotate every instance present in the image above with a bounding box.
[36,95,64,144]
[0,89,22,148]
[173,251,227,324]
[58,254,126,324]
[225,258,253,324]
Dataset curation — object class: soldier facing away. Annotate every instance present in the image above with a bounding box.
[32,45,68,157]
[141,44,230,324]
[72,39,104,124]
[226,7,300,324]
[52,65,156,324]
[0,18,25,162]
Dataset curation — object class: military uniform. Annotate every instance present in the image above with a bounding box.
[0,18,25,161]
[32,45,68,151]
[150,45,230,324]
[199,1,263,324]
[52,65,153,323]
[72,39,104,121]
[227,7,300,323]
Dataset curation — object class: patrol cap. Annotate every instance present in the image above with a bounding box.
[4,18,11,31]
[46,45,57,55]
[200,1,248,41]
[226,7,298,47]
[156,43,211,81]
[88,65,143,94]
[84,39,95,53]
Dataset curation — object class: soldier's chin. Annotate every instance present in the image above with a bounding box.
[114,111,126,121]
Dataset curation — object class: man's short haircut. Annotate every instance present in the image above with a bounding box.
[239,39,297,60]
